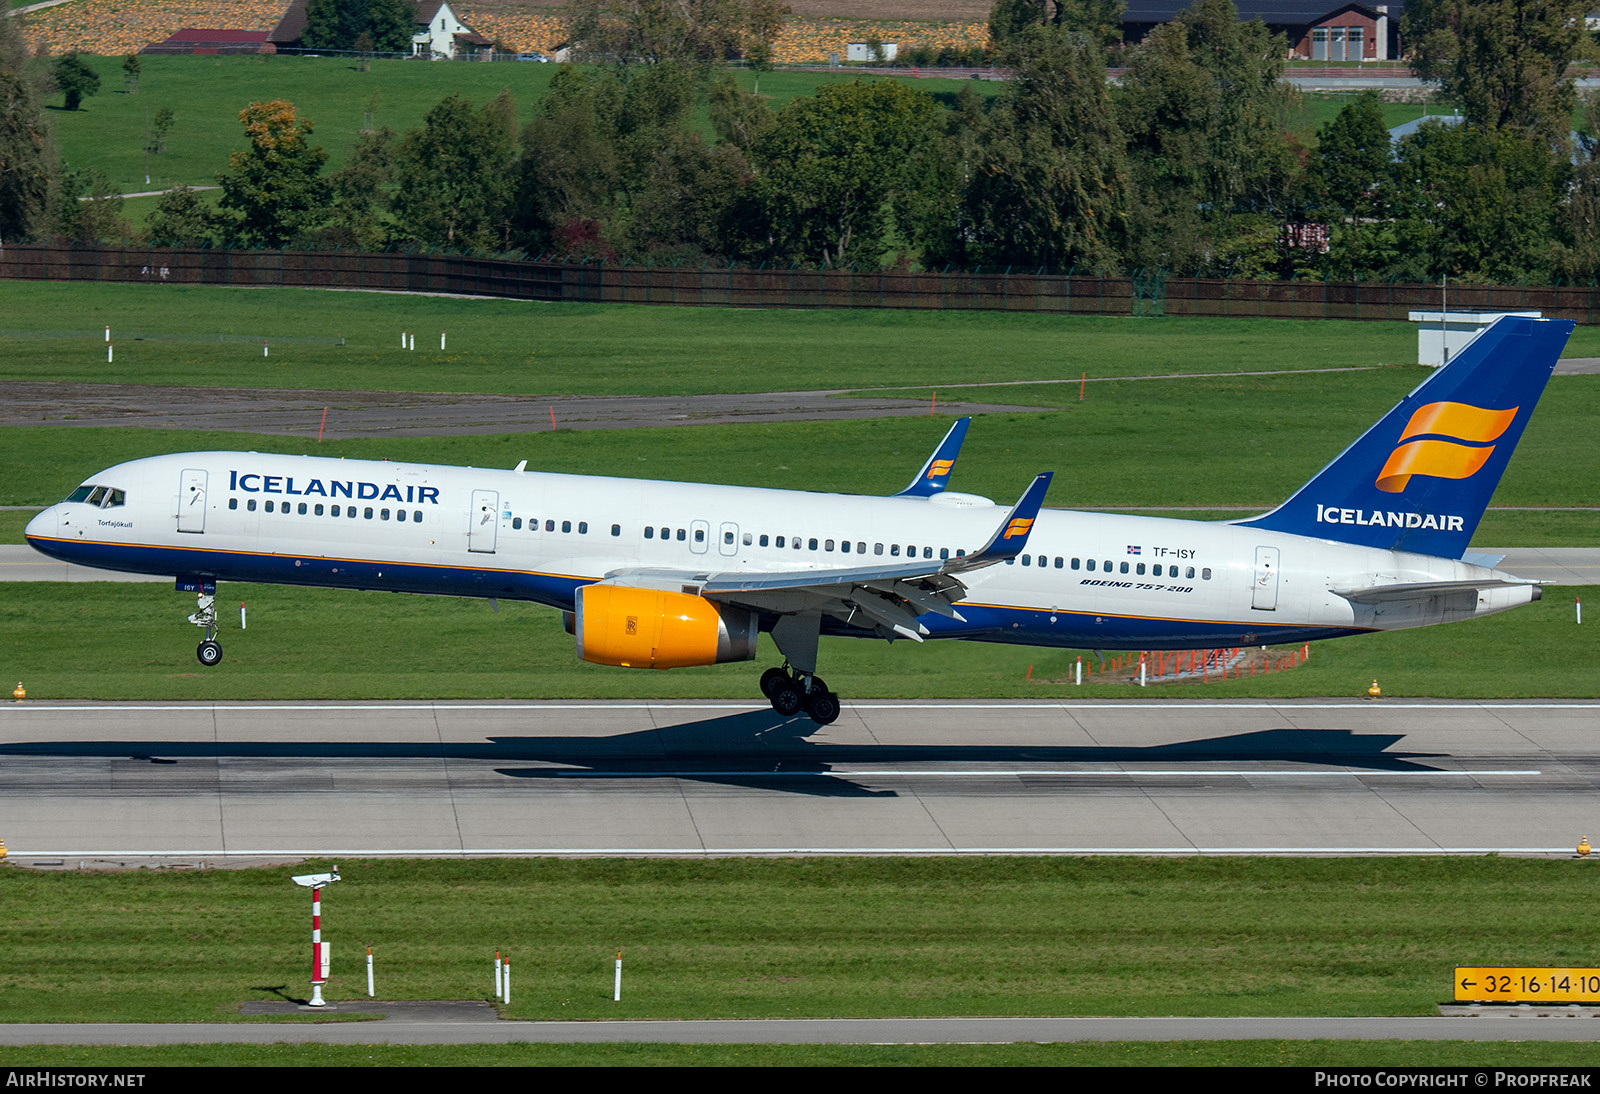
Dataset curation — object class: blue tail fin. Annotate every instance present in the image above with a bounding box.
[1237,316,1571,558]
[894,417,971,497]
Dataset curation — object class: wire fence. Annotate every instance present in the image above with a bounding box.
[4,243,1598,323]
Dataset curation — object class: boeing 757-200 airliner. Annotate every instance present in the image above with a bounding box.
[26,316,1571,725]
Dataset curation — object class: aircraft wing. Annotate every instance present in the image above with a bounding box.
[1331,578,1541,604]
[601,473,1053,642]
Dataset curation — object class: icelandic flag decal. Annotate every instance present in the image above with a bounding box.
[1126,545,1141,555]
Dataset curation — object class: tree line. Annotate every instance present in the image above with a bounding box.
[6,0,1600,286]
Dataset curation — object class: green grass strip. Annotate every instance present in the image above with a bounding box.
[1,579,1594,699]
[1,858,1596,1024]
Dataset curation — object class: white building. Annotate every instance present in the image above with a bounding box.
[412,2,492,60]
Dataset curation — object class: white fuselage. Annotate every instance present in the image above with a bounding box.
[26,451,1538,650]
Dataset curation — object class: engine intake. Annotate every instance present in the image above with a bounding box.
[574,585,758,670]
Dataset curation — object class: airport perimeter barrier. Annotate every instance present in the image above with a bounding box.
[4,243,1599,322]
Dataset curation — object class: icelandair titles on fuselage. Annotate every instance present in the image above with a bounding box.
[1316,504,1465,531]
[229,470,441,505]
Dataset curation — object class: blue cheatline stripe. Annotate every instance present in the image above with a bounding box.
[29,535,1365,650]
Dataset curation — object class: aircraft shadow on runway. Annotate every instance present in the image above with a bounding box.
[0,710,1449,798]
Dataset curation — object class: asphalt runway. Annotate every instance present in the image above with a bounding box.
[4,1011,1599,1046]
[3,699,1598,862]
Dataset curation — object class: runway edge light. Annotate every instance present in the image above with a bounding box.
[12,682,23,702]
[1579,836,1591,858]
[1366,679,1382,700]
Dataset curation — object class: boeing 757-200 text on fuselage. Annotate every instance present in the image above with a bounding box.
[26,316,1571,725]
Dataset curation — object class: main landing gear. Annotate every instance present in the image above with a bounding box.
[760,665,840,726]
[188,593,223,666]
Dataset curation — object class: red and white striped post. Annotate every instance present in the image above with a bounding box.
[291,867,341,1008]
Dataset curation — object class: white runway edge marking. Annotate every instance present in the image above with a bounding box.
[10,846,1583,857]
[538,768,1542,778]
[5,701,1600,712]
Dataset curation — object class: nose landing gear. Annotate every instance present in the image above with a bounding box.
[188,593,222,666]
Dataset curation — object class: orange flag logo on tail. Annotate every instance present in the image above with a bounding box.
[1375,402,1518,493]
[1002,517,1034,539]
[927,459,955,480]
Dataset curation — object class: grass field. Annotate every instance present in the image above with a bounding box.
[2,857,1597,1025]
[1,577,1591,700]
[0,282,1438,394]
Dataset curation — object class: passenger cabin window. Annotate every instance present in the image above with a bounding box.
[611,524,621,537]
[229,498,238,510]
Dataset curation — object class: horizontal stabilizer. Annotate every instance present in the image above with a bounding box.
[1331,578,1540,604]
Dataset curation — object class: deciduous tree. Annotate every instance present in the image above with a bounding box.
[751,79,945,266]
[145,185,216,247]
[392,93,516,251]
[0,13,58,241]
[1116,0,1297,274]
[53,53,100,112]
[1404,0,1586,151]
[956,24,1129,271]
[1304,91,1392,278]
[215,100,330,247]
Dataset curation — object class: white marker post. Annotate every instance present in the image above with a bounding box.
[107,343,113,363]
[1578,597,1583,625]
[408,332,415,351]
[495,950,502,997]
[239,603,246,630]
[1139,653,1147,688]
[401,330,407,348]
[614,951,622,1002]
[1075,656,1082,686]
[503,956,511,1005]
[104,325,110,342]
[367,947,374,997]
[291,867,341,1008]
[440,331,446,350]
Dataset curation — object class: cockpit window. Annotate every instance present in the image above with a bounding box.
[67,485,126,507]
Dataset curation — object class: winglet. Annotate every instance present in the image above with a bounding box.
[894,417,971,497]
[953,472,1052,569]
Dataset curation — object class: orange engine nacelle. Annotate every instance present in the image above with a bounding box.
[573,585,758,670]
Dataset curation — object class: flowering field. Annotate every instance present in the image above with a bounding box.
[17,0,989,62]
[20,0,292,55]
